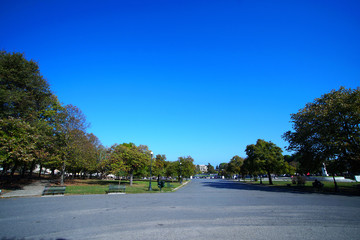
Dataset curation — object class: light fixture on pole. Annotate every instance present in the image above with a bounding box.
[148,151,153,191]
[179,160,182,184]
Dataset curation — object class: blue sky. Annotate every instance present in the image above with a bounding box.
[1,0,359,166]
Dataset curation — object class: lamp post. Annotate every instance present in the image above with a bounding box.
[179,160,183,184]
[148,151,153,191]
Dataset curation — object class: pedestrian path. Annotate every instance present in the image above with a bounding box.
[1,180,49,198]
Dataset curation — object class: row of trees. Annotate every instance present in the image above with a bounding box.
[0,51,196,184]
[217,140,294,184]
[1,51,358,185]
[216,87,359,184]
[105,143,196,185]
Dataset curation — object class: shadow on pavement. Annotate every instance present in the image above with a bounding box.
[201,180,360,197]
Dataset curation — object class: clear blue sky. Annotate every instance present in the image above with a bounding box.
[1,0,359,166]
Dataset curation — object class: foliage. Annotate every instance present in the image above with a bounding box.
[218,162,229,177]
[0,117,38,168]
[109,143,150,185]
[153,154,167,178]
[165,161,178,179]
[283,87,360,174]
[0,51,54,122]
[245,139,285,184]
[0,51,63,176]
[206,163,216,174]
[177,156,196,179]
[226,155,244,177]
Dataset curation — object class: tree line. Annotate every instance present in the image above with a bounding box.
[0,51,196,184]
[1,51,359,185]
[207,87,360,184]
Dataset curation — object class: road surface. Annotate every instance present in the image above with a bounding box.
[1,179,360,239]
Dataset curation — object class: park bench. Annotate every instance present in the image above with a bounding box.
[42,186,66,195]
[312,180,324,191]
[106,184,126,194]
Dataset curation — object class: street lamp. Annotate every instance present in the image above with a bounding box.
[179,160,183,184]
[148,151,153,191]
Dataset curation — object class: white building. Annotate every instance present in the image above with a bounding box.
[198,165,208,173]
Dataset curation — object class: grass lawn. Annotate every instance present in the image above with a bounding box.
[244,179,360,195]
[64,179,183,195]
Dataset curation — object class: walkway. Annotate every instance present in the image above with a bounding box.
[1,180,48,198]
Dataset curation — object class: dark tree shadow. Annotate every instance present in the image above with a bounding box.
[201,180,360,197]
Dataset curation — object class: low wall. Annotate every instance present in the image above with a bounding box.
[308,176,355,182]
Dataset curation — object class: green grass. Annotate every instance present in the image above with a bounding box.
[245,179,360,195]
[64,179,183,195]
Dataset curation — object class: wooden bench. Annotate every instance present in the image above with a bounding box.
[42,186,66,195]
[107,184,126,194]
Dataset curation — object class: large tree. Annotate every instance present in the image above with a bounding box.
[56,104,90,184]
[206,163,216,174]
[226,155,244,179]
[153,154,167,181]
[177,156,196,180]
[245,139,285,185]
[0,117,38,176]
[0,51,57,122]
[218,162,229,178]
[0,51,61,176]
[110,143,150,186]
[283,87,360,174]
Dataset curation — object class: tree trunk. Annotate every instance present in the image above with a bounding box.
[130,170,133,186]
[2,163,9,176]
[21,163,27,177]
[332,174,339,192]
[11,162,18,178]
[267,170,273,185]
[38,164,42,178]
[29,161,35,178]
[60,161,65,185]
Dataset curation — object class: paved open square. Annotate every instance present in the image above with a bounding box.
[1,179,360,240]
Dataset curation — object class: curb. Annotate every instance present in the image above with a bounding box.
[172,180,190,191]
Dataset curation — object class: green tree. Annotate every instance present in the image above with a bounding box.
[283,87,360,175]
[177,156,196,181]
[226,155,244,179]
[56,104,90,184]
[108,144,128,184]
[153,154,167,181]
[110,143,150,186]
[0,51,55,121]
[0,51,62,177]
[218,163,229,178]
[0,117,38,176]
[207,163,216,174]
[165,161,178,180]
[245,139,285,185]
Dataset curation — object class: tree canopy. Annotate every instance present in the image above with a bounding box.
[283,87,360,174]
[1,51,199,184]
[245,139,285,184]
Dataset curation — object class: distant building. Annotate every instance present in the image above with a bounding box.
[198,165,208,173]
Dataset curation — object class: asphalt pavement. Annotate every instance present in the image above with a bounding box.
[1,179,360,240]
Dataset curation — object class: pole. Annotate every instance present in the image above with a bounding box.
[148,152,153,191]
[179,161,182,184]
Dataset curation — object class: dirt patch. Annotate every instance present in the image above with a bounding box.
[0,177,35,190]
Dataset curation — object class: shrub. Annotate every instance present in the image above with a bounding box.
[296,176,306,186]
